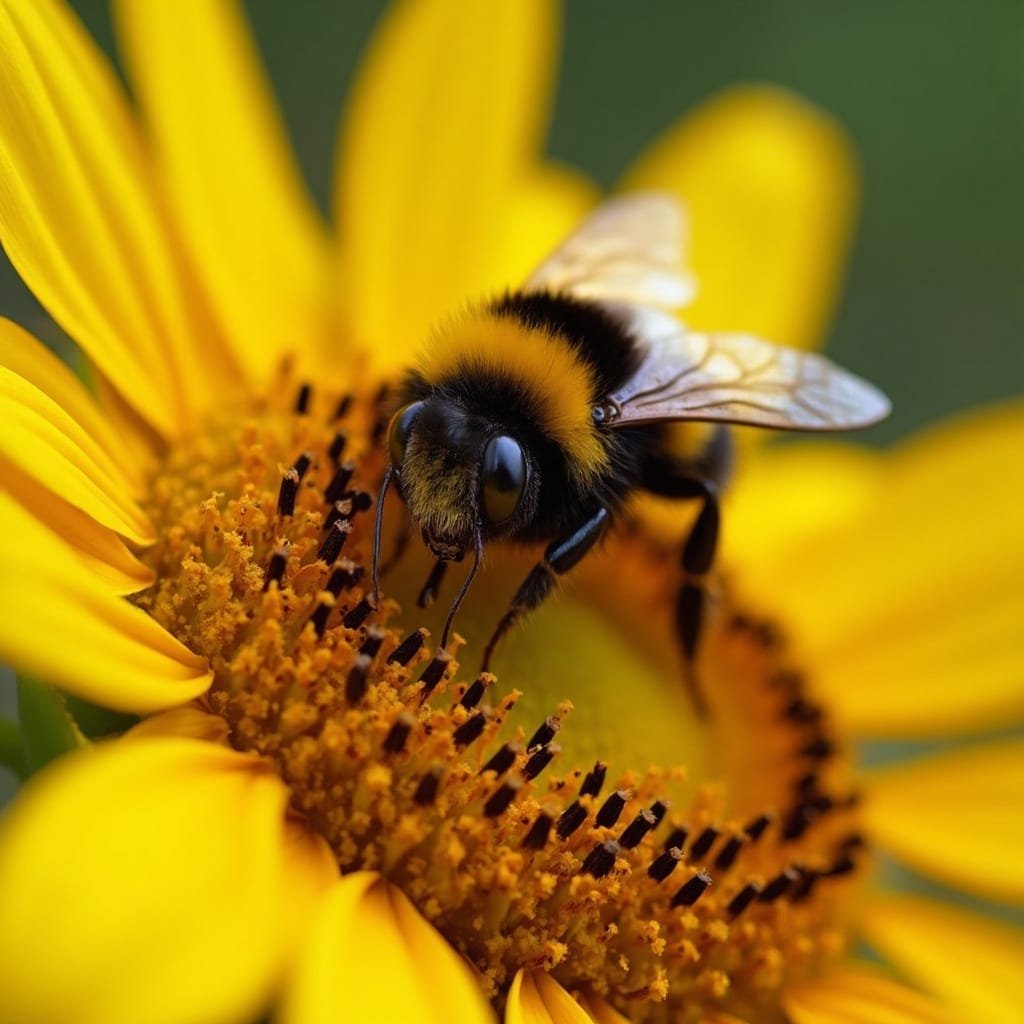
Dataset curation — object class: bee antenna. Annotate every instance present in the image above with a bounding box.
[440,530,483,650]
[371,464,394,605]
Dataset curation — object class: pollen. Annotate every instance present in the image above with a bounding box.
[136,381,868,1023]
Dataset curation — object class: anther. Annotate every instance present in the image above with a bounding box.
[453,713,487,748]
[523,812,553,850]
[759,868,799,903]
[789,868,819,903]
[332,394,352,421]
[649,800,669,827]
[824,854,857,878]
[324,499,353,532]
[358,627,385,662]
[383,713,415,754]
[417,559,448,608]
[277,468,300,517]
[619,808,657,849]
[317,520,352,566]
[311,601,332,637]
[785,696,822,724]
[484,778,522,818]
[527,716,560,752]
[522,744,559,781]
[326,563,364,594]
[347,490,373,514]
[325,463,355,503]
[800,734,835,761]
[414,769,442,806]
[671,870,712,908]
[327,431,347,464]
[727,882,762,918]
[781,804,817,841]
[345,655,371,703]
[262,549,287,591]
[595,790,629,829]
[459,675,490,709]
[581,840,619,879]
[713,835,746,871]
[480,743,518,778]
[688,826,719,860]
[744,813,773,842]
[663,827,689,852]
[293,452,313,480]
[388,628,428,667]
[648,846,683,882]
[294,383,312,414]
[418,652,451,701]
[556,801,588,839]
[342,597,375,630]
[580,761,607,799]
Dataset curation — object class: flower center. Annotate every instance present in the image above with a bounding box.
[136,383,868,1022]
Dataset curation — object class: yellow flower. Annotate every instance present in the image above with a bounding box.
[0,2,1020,1024]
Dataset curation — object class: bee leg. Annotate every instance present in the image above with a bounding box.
[481,507,610,671]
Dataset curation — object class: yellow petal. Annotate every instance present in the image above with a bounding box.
[860,896,1024,1024]
[279,871,494,1024]
[2,452,154,593]
[0,736,292,1024]
[335,0,558,370]
[113,0,330,381]
[864,740,1024,904]
[0,317,142,489]
[573,993,633,1024]
[127,707,231,745]
[0,0,228,435]
[730,402,1024,737]
[506,971,594,1024]
[784,962,956,1024]
[622,85,858,352]
[1,365,153,545]
[0,492,211,713]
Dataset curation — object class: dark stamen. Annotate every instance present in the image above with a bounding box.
[294,383,312,414]
[789,869,819,903]
[383,713,415,754]
[648,847,683,882]
[262,549,287,591]
[326,563,363,595]
[293,452,313,480]
[277,468,300,517]
[418,652,451,701]
[580,762,607,799]
[324,499,353,532]
[358,627,385,661]
[824,854,857,878]
[342,597,374,630]
[453,713,487,748]
[649,800,669,827]
[484,779,521,818]
[619,808,657,850]
[388,629,428,667]
[713,835,746,871]
[785,696,822,724]
[327,431,347,464]
[311,601,332,637]
[417,559,448,609]
[345,655,370,703]
[688,826,719,860]
[800,735,835,761]
[523,812,553,850]
[527,717,560,751]
[556,801,587,839]
[325,463,355,503]
[523,744,558,781]
[595,790,629,829]
[332,394,352,421]
[317,520,351,565]
[781,805,818,841]
[414,769,441,806]
[759,868,799,902]
[663,827,689,852]
[744,814,773,842]
[459,675,490,709]
[727,882,762,918]
[671,870,711,908]
[581,841,619,879]
[480,743,518,777]
[345,490,373,515]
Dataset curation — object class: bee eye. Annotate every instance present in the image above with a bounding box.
[387,402,424,468]
[481,435,527,525]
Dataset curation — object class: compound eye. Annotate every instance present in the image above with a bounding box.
[481,435,527,525]
[387,402,424,468]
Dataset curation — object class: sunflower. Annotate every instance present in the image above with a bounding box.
[0,2,1021,1024]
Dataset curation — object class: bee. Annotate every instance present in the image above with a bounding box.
[372,194,889,703]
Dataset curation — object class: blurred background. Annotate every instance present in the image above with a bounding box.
[1,0,1022,445]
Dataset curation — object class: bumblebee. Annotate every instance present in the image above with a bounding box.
[373,195,889,697]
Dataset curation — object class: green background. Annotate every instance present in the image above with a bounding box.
[1,0,1022,443]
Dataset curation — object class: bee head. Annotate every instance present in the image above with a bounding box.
[386,398,531,559]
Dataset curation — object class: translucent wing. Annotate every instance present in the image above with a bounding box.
[607,308,891,432]
[525,193,695,310]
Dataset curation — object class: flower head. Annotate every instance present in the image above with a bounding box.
[0,2,1021,1024]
